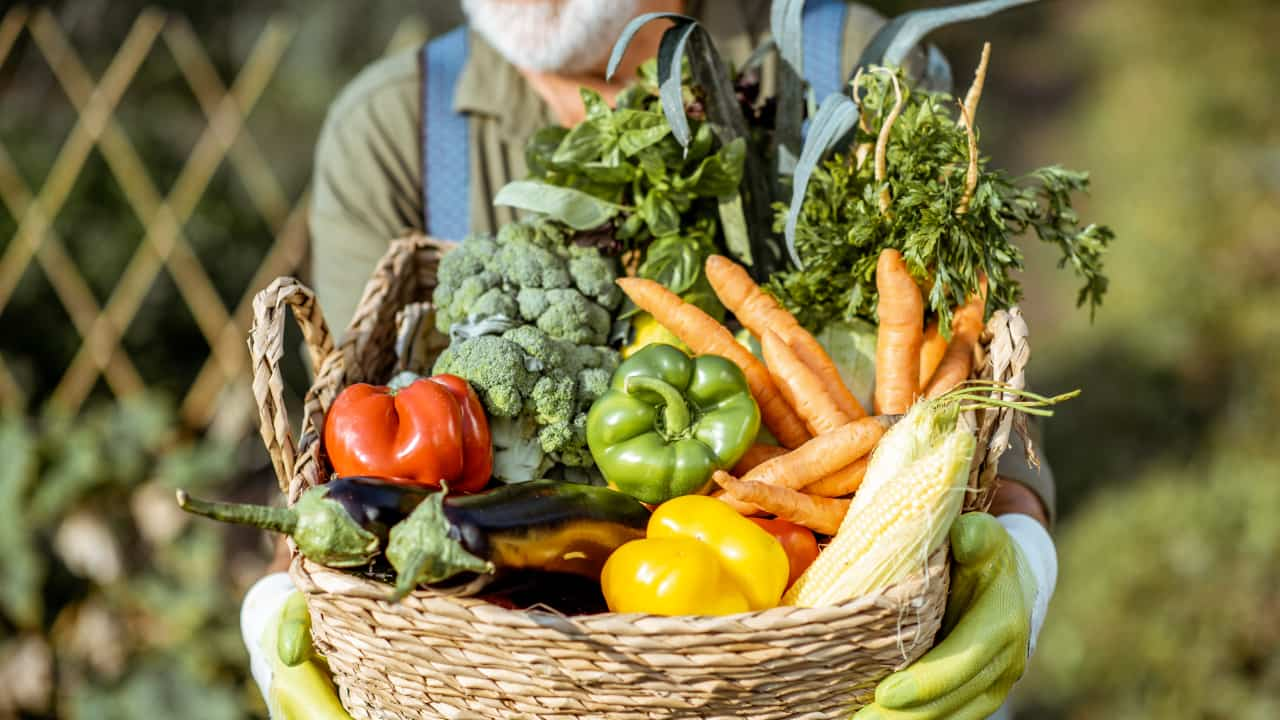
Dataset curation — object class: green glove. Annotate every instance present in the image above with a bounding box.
[853,513,1041,720]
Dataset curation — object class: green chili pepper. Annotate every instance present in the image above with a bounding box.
[586,343,760,503]
[262,595,351,720]
[277,591,312,668]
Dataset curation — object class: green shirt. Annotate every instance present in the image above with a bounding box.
[307,1,1056,520]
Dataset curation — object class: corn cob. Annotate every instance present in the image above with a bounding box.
[783,428,973,607]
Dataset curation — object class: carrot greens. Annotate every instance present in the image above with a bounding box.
[769,69,1114,334]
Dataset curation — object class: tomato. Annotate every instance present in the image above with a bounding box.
[750,517,820,587]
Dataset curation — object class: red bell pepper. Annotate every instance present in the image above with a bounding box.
[323,375,492,492]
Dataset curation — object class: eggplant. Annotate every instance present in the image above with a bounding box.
[385,480,650,601]
[176,477,429,567]
[479,571,609,615]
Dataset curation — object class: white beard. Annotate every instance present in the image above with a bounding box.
[463,0,643,74]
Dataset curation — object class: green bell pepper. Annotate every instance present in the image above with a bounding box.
[586,344,760,504]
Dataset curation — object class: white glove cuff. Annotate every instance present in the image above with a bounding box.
[241,572,297,706]
[998,514,1057,658]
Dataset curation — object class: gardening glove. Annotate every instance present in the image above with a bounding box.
[853,512,1057,720]
[241,573,352,720]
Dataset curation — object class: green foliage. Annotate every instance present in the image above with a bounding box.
[770,69,1113,334]
[518,81,744,250]
[1019,442,1280,719]
[992,1,1280,716]
[0,395,252,718]
[633,217,725,319]
[67,658,247,720]
[0,418,41,630]
[504,60,754,318]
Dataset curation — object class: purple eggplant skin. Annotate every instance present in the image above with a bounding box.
[384,480,652,600]
[320,476,432,541]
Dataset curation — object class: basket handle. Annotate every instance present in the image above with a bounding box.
[249,277,335,495]
[966,307,1031,512]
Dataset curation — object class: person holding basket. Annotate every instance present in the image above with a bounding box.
[244,2,1060,718]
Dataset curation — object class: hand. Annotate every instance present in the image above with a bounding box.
[241,573,352,720]
[853,512,1057,720]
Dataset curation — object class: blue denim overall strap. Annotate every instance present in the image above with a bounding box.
[420,27,470,241]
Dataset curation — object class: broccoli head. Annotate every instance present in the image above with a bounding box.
[438,235,497,280]
[535,289,611,345]
[435,270,500,332]
[530,374,575,427]
[501,322,568,372]
[575,367,612,413]
[516,287,550,322]
[433,218,620,334]
[513,288,611,345]
[551,413,594,467]
[429,217,624,482]
[493,231,571,290]
[565,344,620,374]
[566,245,623,310]
[537,421,575,456]
[469,287,519,323]
[432,335,534,417]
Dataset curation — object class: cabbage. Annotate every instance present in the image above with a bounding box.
[815,319,878,415]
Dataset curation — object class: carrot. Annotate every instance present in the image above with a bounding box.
[705,256,866,420]
[761,330,851,435]
[732,444,789,476]
[873,249,924,415]
[737,416,888,491]
[713,471,850,535]
[616,277,811,448]
[802,457,869,498]
[923,293,985,399]
[919,320,948,390]
[711,488,763,516]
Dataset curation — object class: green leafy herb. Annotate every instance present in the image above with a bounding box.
[608,14,784,276]
[635,217,724,318]
[770,69,1113,334]
[514,85,742,250]
[493,181,620,231]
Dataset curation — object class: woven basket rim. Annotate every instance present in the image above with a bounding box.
[291,544,948,629]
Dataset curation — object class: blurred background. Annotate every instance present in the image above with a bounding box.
[0,0,1275,717]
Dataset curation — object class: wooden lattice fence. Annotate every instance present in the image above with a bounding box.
[0,6,429,437]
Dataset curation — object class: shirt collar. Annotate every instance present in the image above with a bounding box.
[454,30,556,139]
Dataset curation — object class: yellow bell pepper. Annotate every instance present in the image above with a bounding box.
[622,312,691,358]
[601,495,789,615]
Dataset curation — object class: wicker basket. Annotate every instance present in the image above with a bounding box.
[248,235,1032,720]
